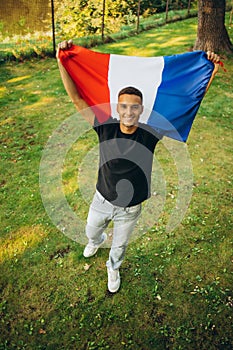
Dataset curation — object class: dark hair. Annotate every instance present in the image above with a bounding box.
[118,86,143,103]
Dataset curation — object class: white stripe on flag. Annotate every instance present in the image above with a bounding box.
[108,54,164,123]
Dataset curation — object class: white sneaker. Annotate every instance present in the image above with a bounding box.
[107,267,120,293]
[83,233,107,258]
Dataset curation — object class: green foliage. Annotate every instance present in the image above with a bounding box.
[56,0,122,37]
[55,0,196,38]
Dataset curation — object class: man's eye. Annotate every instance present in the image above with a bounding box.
[119,104,140,110]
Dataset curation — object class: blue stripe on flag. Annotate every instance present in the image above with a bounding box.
[147,51,214,142]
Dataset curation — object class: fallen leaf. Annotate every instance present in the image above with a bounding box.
[83,263,91,271]
[39,328,46,334]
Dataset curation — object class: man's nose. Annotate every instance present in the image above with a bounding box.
[125,106,133,116]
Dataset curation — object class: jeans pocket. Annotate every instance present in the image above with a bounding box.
[125,204,141,215]
[95,190,105,203]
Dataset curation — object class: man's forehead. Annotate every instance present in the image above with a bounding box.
[118,94,142,104]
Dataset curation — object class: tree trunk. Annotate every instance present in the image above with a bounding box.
[194,0,233,54]
[136,0,141,33]
[187,0,191,16]
[165,0,169,23]
[101,0,106,42]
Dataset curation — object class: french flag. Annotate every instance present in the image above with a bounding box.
[59,45,214,142]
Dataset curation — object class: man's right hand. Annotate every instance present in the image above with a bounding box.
[56,39,73,59]
[58,39,73,50]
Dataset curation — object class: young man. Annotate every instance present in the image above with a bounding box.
[57,40,220,293]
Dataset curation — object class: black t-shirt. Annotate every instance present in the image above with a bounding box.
[94,117,160,207]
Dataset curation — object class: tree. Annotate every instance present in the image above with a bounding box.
[165,0,169,23]
[194,0,233,54]
[136,0,141,33]
[101,0,106,41]
[56,0,135,38]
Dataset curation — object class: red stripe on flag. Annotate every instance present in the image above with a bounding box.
[59,45,111,122]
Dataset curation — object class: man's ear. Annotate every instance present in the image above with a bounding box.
[116,103,120,114]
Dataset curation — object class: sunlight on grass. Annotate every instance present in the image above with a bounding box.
[0,225,47,263]
[225,91,233,98]
[63,177,79,196]
[97,19,198,57]
[7,75,31,83]
[159,36,191,47]
[217,237,233,267]
[0,116,14,126]
[0,86,7,98]
[24,96,56,109]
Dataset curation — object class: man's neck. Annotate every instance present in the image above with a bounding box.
[120,123,138,134]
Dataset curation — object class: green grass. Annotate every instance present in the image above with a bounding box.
[1,17,233,350]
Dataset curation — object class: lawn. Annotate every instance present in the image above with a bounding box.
[0,16,233,350]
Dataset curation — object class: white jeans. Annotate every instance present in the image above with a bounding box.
[85,190,142,270]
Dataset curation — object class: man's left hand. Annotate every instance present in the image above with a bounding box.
[206,51,220,73]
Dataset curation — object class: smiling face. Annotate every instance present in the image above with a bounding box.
[117,94,144,134]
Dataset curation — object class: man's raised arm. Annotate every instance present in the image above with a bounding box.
[57,40,95,125]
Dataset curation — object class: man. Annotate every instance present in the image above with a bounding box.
[57,40,220,293]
